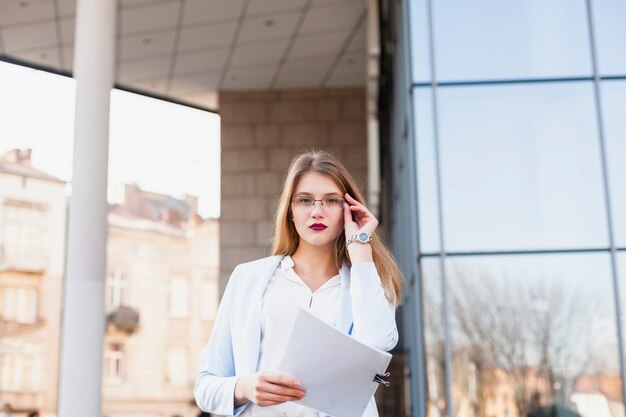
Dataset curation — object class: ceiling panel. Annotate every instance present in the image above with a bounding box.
[118,55,170,82]
[10,46,60,68]
[0,0,367,100]
[59,15,75,44]
[299,1,364,35]
[237,11,299,44]
[176,90,218,109]
[182,0,243,25]
[288,31,350,60]
[170,71,221,95]
[3,20,56,52]
[120,2,179,35]
[125,77,168,95]
[120,30,175,60]
[223,64,277,90]
[347,23,365,52]
[247,0,306,15]
[57,0,76,15]
[174,48,228,76]
[275,56,335,88]
[62,45,73,71]
[230,39,288,69]
[178,22,235,52]
[0,0,55,26]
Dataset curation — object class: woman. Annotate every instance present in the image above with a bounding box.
[195,150,403,417]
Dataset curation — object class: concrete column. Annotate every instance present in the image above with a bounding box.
[58,0,116,416]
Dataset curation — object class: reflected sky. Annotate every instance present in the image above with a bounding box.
[602,81,626,247]
[409,0,626,83]
[416,82,610,252]
[592,0,626,75]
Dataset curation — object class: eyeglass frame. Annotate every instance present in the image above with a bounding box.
[290,196,346,210]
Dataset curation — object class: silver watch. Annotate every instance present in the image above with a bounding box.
[346,231,372,246]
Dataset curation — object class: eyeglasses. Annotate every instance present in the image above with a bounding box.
[290,196,345,211]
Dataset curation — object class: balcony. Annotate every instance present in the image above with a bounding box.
[106,305,140,334]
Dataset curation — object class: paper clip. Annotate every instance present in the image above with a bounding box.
[373,372,391,387]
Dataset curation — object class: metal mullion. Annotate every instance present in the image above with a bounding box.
[585,0,626,410]
[420,247,613,258]
[413,75,626,89]
[424,1,454,417]
[403,0,428,416]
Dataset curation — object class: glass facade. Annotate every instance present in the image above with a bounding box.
[388,1,626,417]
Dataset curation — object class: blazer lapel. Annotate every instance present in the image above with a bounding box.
[239,255,284,375]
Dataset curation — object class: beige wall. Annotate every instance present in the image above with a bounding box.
[104,219,219,417]
[0,173,66,415]
[219,87,368,291]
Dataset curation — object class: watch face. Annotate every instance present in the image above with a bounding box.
[358,232,369,242]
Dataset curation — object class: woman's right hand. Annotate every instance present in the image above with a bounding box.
[234,372,306,407]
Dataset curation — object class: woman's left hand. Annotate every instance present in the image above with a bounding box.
[343,193,378,239]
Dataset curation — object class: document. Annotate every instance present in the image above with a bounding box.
[276,308,392,417]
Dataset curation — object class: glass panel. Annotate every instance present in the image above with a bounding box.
[414,87,441,253]
[601,81,626,247]
[437,82,607,251]
[422,253,623,417]
[421,257,448,417]
[408,0,432,83]
[591,0,626,76]
[430,0,592,81]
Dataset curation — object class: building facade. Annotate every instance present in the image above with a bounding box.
[0,153,219,417]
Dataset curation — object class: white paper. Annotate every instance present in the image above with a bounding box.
[276,308,392,417]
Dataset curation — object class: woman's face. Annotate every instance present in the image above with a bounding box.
[290,172,345,249]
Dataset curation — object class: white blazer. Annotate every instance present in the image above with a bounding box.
[194,255,398,417]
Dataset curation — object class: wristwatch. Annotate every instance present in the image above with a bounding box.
[346,231,372,246]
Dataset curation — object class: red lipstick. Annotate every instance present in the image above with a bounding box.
[309,223,327,231]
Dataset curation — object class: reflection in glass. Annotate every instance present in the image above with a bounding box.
[408,0,431,83]
[422,257,447,417]
[591,0,626,75]
[601,81,626,247]
[422,253,623,417]
[430,0,591,81]
[436,82,607,252]
[414,87,441,253]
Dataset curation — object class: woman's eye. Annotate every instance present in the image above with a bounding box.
[299,198,312,203]
[326,198,338,204]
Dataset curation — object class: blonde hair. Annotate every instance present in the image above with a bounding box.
[272,149,404,305]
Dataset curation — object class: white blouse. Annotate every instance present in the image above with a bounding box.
[240,255,342,417]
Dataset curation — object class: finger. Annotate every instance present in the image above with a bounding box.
[344,193,365,207]
[262,381,307,398]
[263,373,302,389]
[258,383,306,401]
[343,201,355,226]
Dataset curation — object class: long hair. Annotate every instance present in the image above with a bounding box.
[271,149,404,305]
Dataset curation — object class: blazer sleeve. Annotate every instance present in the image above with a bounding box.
[349,262,399,352]
[194,265,249,416]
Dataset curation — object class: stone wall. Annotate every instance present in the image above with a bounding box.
[219,87,368,293]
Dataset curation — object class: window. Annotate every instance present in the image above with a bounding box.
[166,347,189,387]
[169,276,189,318]
[106,270,127,311]
[0,341,43,391]
[1,287,38,324]
[103,343,124,384]
[1,200,48,267]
